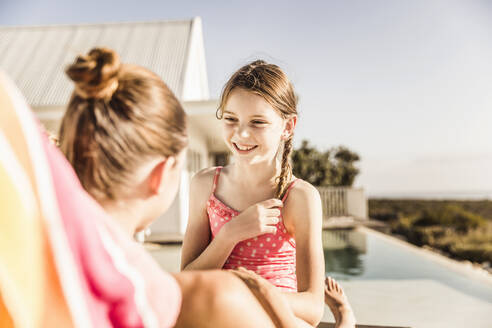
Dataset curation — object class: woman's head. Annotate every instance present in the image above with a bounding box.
[218,60,297,199]
[59,48,188,229]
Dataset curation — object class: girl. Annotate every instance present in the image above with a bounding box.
[182,60,328,326]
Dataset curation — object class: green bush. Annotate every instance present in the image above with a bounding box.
[371,199,492,264]
[369,208,399,222]
[369,199,492,222]
[292,140,360,187]
[392,216,412,235]
[402,227,443,246]
[450,243,492,263]
[413,205,486,233]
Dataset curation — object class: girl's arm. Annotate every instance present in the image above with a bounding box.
[181,168,236,270]
[281,181,326,326]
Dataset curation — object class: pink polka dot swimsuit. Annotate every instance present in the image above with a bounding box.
[207,167,298,292]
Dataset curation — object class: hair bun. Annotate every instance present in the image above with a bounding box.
[66,47,121,100]
[250,59,267,67]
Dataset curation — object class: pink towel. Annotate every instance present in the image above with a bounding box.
[0,71,182,328]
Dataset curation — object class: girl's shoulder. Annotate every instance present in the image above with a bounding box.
[287,179,321,204]
[190,166,219,192]
[190,165,234,194]
[283,179,322,220]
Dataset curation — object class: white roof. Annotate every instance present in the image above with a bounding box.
[0,18,208,107]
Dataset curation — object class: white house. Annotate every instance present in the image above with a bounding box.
[0,18,229,240]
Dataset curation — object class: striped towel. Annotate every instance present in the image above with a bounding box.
[0,71,181,328]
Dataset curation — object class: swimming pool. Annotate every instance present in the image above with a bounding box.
[149,229,491,327]
[323,228,492,303]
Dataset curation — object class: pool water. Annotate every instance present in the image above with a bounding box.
[323,229,492,303]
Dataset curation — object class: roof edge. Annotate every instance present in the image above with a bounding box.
[0,18,195,30]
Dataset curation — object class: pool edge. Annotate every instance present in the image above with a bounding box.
[357,226,492,287]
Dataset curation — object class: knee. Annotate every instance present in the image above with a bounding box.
[195,271,243,309]
[173,271,274,328]
[174,270,239,314]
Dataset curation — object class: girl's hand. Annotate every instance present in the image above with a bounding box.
[230,267,273,293]
[221,198,282,244]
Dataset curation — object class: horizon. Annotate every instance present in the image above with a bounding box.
[368,190,492,200]
[1,0,491,197]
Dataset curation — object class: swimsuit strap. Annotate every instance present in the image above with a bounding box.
[212,166,222,193]
[281,179,299,202]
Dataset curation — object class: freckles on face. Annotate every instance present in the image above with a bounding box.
[221,89,285,157]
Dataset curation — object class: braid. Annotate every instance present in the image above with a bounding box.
[275,138,293,199]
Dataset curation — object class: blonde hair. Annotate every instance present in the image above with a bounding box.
[59,48,188,201]
[218,60,298,199]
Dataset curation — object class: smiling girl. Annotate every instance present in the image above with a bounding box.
[181,60,338,326]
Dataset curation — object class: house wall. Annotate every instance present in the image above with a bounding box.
[186,118,211,172]
[148,116,210,237]
[346,188,368,219]
[181,17,209,101]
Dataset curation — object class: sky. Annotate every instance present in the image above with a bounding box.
[1,0,491,197]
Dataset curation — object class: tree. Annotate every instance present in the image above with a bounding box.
[291,140,332,186]
[331,146,360,187]
[292,140,360,187]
